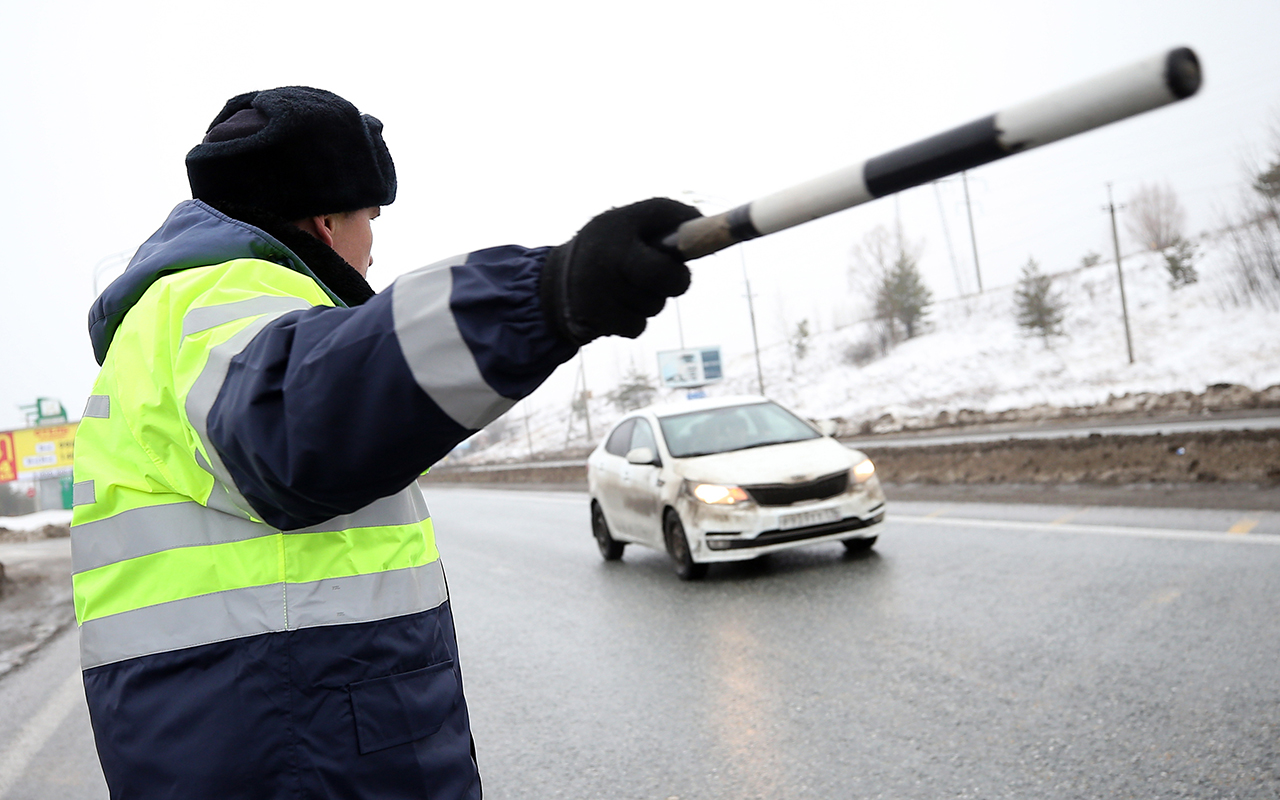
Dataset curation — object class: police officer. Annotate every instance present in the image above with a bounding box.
[71,86,699,799]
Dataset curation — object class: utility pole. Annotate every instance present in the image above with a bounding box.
[1104,183,1135,364]
[577,351,591,440]
[564,352,593,448]
[522,402,535,459]
[932,181,965,296]
[681,188,765,397]
[739,246,765,397]
[961,171,984,293]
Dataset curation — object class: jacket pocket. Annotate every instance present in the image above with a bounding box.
[348,661,459,754]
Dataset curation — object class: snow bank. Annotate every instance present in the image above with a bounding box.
[0,509,73,531]
[460,230,1280,462]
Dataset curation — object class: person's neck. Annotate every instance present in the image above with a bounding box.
[204,200,376,306]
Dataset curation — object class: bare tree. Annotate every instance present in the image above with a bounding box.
[1125,182,1187,252]
[1223,123,1280,307]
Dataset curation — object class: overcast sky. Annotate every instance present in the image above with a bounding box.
[2,0,1277,432]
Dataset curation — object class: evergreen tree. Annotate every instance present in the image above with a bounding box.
[1014,258,1066,346]
[790,318,811,362]
[608,367,657,411]
[1253,158,1280,200]
[1163,237,1199,288]
[875,252,932,340]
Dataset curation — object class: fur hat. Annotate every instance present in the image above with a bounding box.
[186,86,396,220]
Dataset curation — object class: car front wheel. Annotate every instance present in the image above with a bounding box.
[592,501,625,561]
[663,510,708,581]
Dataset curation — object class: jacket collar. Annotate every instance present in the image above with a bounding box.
[89,200,358,365]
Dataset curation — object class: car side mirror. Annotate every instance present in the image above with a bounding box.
[816,419,839,437]
[626,446,660,466]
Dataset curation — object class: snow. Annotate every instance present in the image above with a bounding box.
[0,509,73,530]
[467,227,1280,463]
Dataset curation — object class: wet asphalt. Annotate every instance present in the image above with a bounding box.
[0,489,1277,799]
[435,488,1280,800]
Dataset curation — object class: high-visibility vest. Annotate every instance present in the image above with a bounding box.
[71,258,446,669]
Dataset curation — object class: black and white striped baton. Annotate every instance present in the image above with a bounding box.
[665,47,1201,260]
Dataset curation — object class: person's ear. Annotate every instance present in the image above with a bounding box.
[295,215,338,248]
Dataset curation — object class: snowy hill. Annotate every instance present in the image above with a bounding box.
[457,228,1280,463]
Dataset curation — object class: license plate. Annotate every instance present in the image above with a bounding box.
[778,507,841,530]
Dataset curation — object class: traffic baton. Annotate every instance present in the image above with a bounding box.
[665,47,1202,259]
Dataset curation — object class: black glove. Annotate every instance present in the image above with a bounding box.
[540,198,702,345]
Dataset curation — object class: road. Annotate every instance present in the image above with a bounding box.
[1,489,1278,798]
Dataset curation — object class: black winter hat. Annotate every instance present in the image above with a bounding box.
[186,86,396,220]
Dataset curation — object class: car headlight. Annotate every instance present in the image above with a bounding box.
[691,482,750,504]
[851,458,875,483]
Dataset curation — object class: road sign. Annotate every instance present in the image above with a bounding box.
[0,423,78,483]
[657,347,723,389]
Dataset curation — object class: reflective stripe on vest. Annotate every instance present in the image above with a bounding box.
[183,299,311,518]
[72,260,448,669]
[391,256,516,429]
[79,560,448,669]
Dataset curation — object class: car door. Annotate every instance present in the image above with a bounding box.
[619,418,664,546]
[593,418,635,539]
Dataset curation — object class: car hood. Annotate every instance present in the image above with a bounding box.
[672,437,861,485]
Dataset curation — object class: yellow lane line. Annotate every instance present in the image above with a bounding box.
[1227,518,1259,535]
[888,514,1280,546]
[923,508,948,518]
[1050,506,1090,525]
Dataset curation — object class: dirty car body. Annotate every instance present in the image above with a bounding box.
[587,396,886,578]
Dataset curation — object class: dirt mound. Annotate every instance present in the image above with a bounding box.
[862,429,1280,486]
[842,383,1280,437]
[0,554,74,678]
[0,523,71,544]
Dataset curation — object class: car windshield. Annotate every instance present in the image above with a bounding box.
[657,402,820,458]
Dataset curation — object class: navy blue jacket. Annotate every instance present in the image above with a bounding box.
[81,201,576,799]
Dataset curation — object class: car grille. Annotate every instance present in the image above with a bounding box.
[743,470,848,506]
[706,508,885,550]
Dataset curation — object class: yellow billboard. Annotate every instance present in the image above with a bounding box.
[0,423,78,482]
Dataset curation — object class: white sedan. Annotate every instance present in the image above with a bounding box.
[587,395,886,579]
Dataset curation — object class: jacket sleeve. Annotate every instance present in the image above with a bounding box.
[200,246,577,530]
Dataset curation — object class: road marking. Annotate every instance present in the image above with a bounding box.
[1227,518,1259,535]
[0,671,83,799]
[889,514,1280,546]
[1050,506,1090,525]
[923,507,949,519]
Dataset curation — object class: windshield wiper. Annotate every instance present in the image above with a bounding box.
[737,438,803,451]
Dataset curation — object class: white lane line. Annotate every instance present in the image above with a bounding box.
[0,670,83,799]
[889,514,1280,545]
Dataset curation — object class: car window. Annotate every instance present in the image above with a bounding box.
[629,419,658,455]
[657,402,820,458]
[604,418,636,456]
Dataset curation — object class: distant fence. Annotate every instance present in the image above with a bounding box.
[423,459,587,486]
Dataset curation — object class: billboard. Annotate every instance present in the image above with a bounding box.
[657,347,723,389]
[0,423,78,483]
